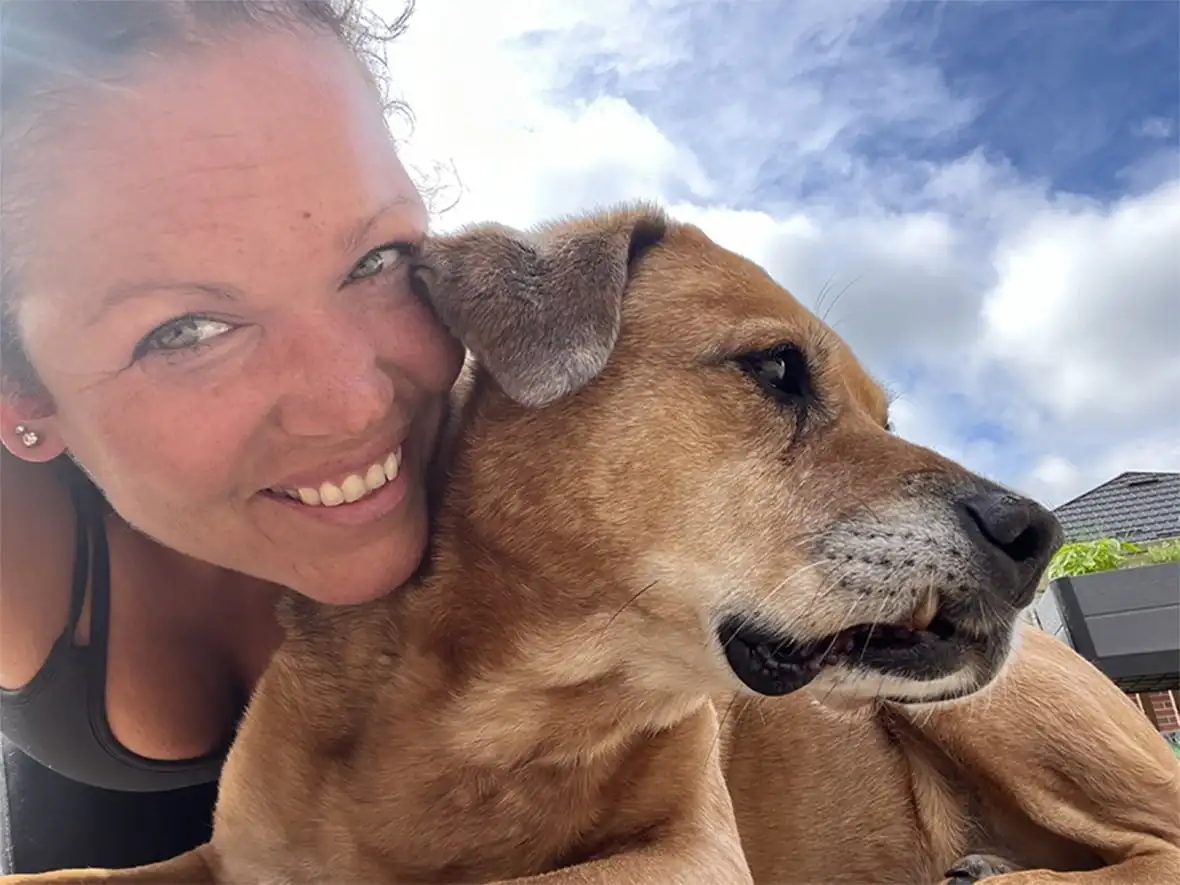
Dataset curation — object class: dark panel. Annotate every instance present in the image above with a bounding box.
[1051,564,1180,687]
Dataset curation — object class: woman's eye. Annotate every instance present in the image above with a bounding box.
[736,344,814,406]
[134,316,233,360]
[347,243,412,283]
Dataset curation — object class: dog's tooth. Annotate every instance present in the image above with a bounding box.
[913,588,939,631]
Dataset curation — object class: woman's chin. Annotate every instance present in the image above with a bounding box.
[291,514,431,607]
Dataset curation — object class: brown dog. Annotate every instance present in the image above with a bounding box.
[5,205,1178,885]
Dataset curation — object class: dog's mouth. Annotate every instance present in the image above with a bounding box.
[717,612,962,697]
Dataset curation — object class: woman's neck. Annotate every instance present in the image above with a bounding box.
[135,529,285,692]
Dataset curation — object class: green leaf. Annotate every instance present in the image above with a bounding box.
[1047,537,1129,581]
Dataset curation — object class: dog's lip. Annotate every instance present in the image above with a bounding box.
[719,621,826,697]
[718,613,965,697]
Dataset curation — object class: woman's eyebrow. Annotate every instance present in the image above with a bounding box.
[87,280,242,328]
[84,201,422,327]
[339,197,417,255]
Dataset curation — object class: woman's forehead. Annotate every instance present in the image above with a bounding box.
[25,32,417,255]
[16,30,423,331]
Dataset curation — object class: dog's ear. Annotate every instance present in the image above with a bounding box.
[414,204,667,408]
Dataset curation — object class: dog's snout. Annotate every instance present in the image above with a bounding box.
[956,488,1063,606]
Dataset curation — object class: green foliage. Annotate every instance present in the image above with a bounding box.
[1047,538,1141,581]
[1143,538,1180,565]
[1165,731,1180,758]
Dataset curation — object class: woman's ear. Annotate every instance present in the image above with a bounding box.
[0,388,64,462]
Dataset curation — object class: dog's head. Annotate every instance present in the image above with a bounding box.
[414,203,1063,706]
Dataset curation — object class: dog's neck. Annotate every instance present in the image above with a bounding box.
[397,369,703,770]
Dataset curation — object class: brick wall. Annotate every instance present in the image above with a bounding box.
[1131,690,1180,733]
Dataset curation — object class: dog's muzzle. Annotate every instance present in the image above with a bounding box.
[717,611,972,698]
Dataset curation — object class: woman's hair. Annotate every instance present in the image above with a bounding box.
[0,0,411,396]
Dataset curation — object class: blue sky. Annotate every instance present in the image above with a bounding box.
[547,0,1179,204]
[912,0,1179,200]
[389,0,1180,507]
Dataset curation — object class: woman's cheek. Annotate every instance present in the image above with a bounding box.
[374,295,464,391]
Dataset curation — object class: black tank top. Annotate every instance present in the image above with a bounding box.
[0,463,228,872]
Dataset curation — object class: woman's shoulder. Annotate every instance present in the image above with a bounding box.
[0,451,80,690]
[1,452,270,780]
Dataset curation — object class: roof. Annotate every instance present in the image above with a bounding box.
[1054,471,1180,545]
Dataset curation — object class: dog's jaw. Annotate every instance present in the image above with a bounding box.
[803,624,1015,706]
[706,491,1038,706]
[807,497,1033,703]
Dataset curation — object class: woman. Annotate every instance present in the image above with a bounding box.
[0,1,747,877]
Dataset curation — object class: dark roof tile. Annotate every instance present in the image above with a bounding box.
[1053,471,1180,545]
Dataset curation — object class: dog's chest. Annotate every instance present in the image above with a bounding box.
[326,757,655,882]
[724,699,964,883]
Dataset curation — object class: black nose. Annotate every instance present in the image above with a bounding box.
[957,487,1064,607]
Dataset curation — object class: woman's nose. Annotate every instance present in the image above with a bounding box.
[271,312,395,440]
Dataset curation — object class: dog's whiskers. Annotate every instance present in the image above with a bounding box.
[812,587,866,665]
[823,275,862,325]
[775,556,857,641]
[763,557,864,673]
[856,566,908,671]
[701,691,748,780]
[857,560,916,705]
[817,597,871,709]
[719,559,833,655]
[599,580,660,634]
[813,277,835,318]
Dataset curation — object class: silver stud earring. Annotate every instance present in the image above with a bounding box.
[14,424,41,448]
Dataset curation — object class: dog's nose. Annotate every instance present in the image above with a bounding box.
[956,486,1064,607]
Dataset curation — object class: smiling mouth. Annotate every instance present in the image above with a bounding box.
[264,445,403,508]
[717,613,961,697]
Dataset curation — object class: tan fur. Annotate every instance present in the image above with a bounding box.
[723,628,1180,884]
[6,205,1177,885]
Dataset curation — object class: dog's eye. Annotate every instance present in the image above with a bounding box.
[735,344,813,407]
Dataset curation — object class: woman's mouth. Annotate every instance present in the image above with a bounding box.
[266,445,402,507]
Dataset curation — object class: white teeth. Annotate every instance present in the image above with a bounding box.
[319,481,345,507]
[283,446,403,509]
[383,449,401,481]
[365,463,387,492]
[340,474,367,503]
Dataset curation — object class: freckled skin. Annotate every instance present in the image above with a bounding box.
[7,33,464,604]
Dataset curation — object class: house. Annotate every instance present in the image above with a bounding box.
[1029,471,1180,737]
[1053,471,1180,545]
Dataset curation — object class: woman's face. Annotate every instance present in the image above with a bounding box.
[3,32,464,604]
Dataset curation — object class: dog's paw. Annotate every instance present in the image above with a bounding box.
[941,853,1017,884]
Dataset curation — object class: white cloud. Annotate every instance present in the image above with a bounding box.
[1029,455,1081,499]
[1138,116,1174,140]
[980,181,1180,423]
[1027,434,1180,507]
[381,0,708,227]
[377,0,1180,510]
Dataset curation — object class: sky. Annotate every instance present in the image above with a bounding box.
[377,0,1180,509]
